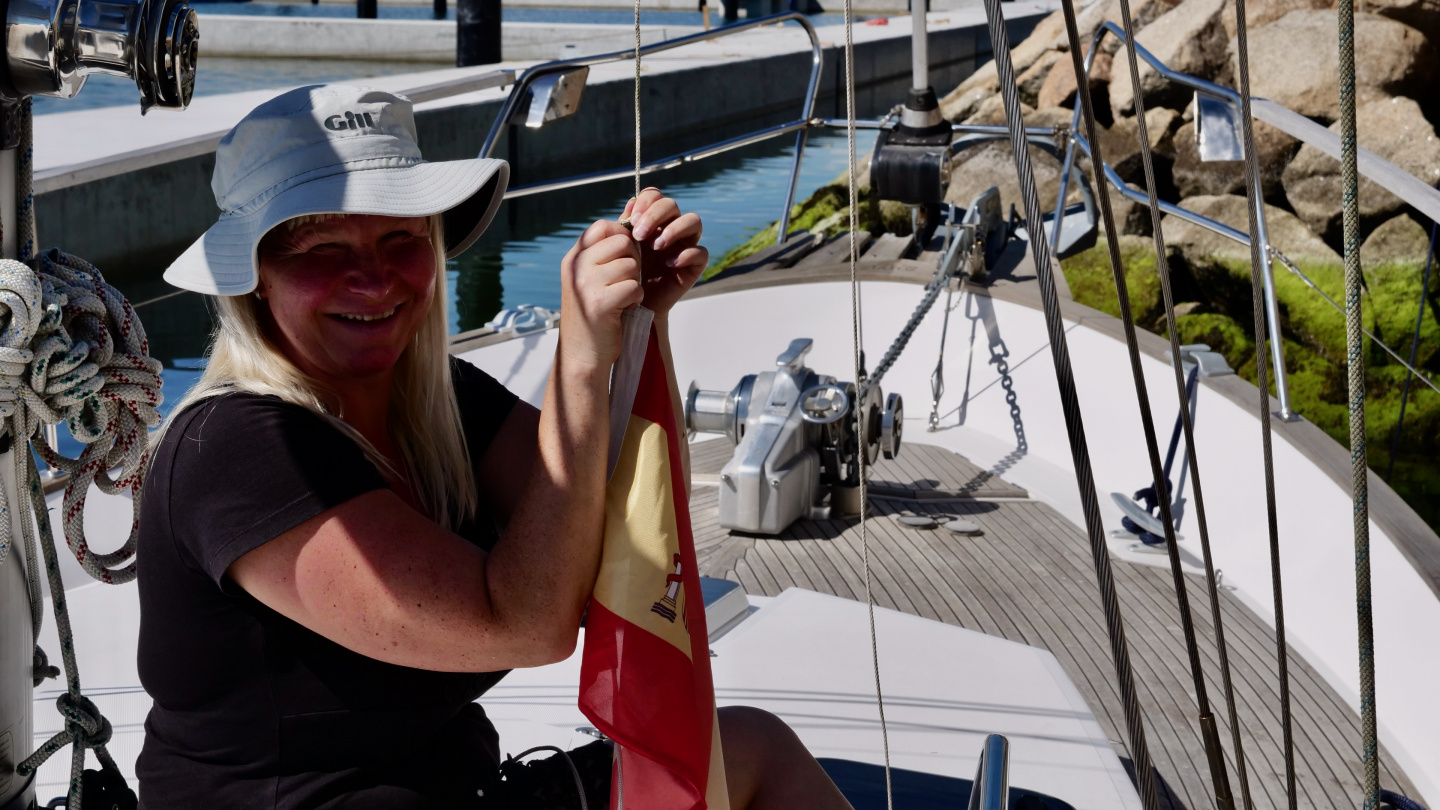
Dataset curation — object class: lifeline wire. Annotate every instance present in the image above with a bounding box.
[1337,0,1379,804]
[843,0,893,806]
[1267,246,1440,395]
[1385,224,1437,482]
[1227,0,1301,800]
[1106,0,1259,803]
[976,2,1161,808]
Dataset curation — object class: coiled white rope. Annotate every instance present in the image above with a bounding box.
[0,249,163,584]
[0,246,164,808]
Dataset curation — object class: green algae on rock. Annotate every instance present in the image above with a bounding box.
[1062,237,1440,531]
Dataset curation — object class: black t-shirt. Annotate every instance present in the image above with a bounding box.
[136,358,520,810]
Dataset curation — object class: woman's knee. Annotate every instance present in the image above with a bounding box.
[717,706,851,810]
[719,706,817,780]
[719,706,798,753]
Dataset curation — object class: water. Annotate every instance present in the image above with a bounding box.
[450,128,878,330]
[69,128,874,457]
[31,5,860,115]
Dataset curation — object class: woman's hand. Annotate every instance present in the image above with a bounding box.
[622,188,708,316]
[559,219,645,371]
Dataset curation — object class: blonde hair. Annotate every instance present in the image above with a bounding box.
[154,214,477,530]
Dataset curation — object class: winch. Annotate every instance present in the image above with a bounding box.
[685,338,902,535]
[1,0,200,112]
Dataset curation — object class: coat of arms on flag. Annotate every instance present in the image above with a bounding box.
[579,306,730,810]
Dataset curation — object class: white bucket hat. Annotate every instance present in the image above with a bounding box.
[163,84,509,296]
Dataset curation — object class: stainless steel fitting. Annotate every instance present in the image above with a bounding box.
[5,0,199,112]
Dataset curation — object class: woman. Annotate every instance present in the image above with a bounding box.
[138,85,852,809]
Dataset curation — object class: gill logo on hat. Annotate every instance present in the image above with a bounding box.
[324,111,377,132]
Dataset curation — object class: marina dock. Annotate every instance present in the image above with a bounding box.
[33,3,1054,274]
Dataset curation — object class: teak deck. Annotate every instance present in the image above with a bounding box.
[688,437,1419,809]
[681,232,1421,808]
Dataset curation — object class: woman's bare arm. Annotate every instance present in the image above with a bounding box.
[229,219,639,672]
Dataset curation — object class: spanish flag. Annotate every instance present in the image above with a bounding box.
[579,309,729,810]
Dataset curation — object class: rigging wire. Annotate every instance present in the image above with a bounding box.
[928,280,959,431]
[611,2,642,804]
[1337,0,1380,804]
[1230,2,1299,803]
[843,0,893,806]
[1226,1,1307,801]
[974,2,1162,808]
[1101,0,1264,803]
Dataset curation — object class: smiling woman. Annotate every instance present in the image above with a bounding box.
[163,210,482,529]
[134,83,852,810]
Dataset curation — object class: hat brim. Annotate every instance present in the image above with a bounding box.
[163,158,509,296]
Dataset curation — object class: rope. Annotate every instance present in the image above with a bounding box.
[1381,790,1430,810]
[0,251,164,584]
[1385,223,1437,482]
[1229,0,1298,801]
[18,97,36,261]
[843,0,892,806]
[633,0,642,204]
[8,249,165,807]
[2,96,165,809]
[979,2,1162,808]
[1336,0,1379,803]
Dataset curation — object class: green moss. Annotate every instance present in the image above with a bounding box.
[1059,235,1164,324]
[702,177,911,281]
[1062,240,1440,533]
[1174,312,1255,365]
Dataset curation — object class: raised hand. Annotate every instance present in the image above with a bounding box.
[621,188,708,317]
[559,219,645,372]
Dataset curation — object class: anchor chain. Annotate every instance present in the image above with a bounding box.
[860,228,973,401]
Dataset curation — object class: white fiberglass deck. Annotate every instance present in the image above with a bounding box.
[482,588,1142,810]
[455,253,1440,805]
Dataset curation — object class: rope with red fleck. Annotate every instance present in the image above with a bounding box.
[0,247,163,805]
[0,249,163,585]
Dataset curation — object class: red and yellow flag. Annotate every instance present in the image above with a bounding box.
[579,323,729,810]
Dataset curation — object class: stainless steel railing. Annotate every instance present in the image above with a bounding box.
[479,12,825,244]
[1050,21,1296,419]
[967,734,1009,810]
[472,12,1437,398]
[1051,20,1440,411]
